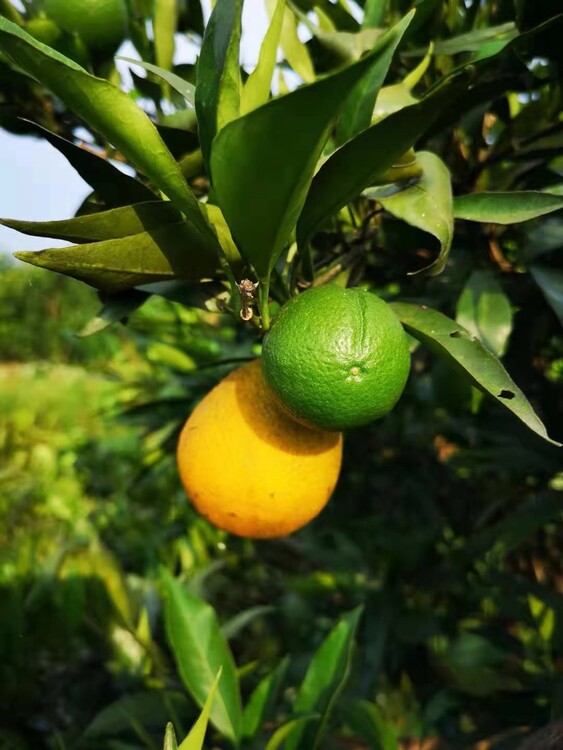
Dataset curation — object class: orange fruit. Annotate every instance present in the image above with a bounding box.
[177,360,343,539]
[262,285,411,431]
[42,0,127,52]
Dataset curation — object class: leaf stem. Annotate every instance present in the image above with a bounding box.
[259,278,271,331]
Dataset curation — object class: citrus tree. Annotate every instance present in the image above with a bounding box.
[1,0,562,748]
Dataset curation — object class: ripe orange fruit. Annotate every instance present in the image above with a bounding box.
[177,360,343,539]
[262,285,411,431]
[42,0,127,52]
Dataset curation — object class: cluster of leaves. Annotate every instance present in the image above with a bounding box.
[1,0,563,748]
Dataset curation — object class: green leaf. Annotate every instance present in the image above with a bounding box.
[338,699,398,750]
[240,0,284,115]
[531,266,563,326]
[453,191,563,224]
[456,271,513,357]
[14,222,217,292]
[195,0,243,171]
[297,67,473,248]
[270,1,314,83]
[294,8,383,63]
[1,201,183,243]
[416,22,517,56]
[164,722,179,750]
[84,692,190,738]
[154,0,177,74]
[390,302,561,446]
[120,58,195,106]
[161,570,242,744]
[178,668,222,750]
[335,12,414,145]
[264,716,319,750]
[78,289,150,337]
[211,41,416,280]
[221,605,274,641]
[366,151,453,275]
[285,606,363,750]
[241,658,289,741]
[363,0,387,27]
[22,121,156,208]
[0,17,215,245]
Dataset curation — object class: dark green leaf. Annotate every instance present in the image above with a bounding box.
[241,658,289,741]
[211,41,417,280]
[531,266,563,326]
[390,302,560,446]
[78,289,150,337]
[120,58,195,106]
[136,280,227,309]
[408,22,517,56]
[456,270,513,356]
[22,121,156,208]
[14,221,217,292]
[221,605,274,641]
[335,12,414,145]
[366,151,453,275]
[265,716,319,750]
[338,699,397,750]
[297,67,473,248]
[0,17,216,245]
[84,692,189,737]
[453,191,563,224]
[161,571,242,744]
[285,606,363,750]
[1,201,183,243]
[195,0,243,171]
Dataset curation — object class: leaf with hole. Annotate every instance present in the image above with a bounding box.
[390,302,560,446]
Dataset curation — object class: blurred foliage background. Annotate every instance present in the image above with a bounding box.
[1,0,563,748]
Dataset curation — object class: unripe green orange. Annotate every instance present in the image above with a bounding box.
[42,0,127,53]
[262,285,411,431]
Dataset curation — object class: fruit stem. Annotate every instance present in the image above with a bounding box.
[259,278,271,331]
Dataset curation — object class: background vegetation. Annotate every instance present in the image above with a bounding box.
[1,0,563,748]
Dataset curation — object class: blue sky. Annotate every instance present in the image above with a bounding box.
[0,0,270,256]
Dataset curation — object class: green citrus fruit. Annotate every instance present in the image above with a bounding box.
[42,0,127,52]
[262,285,411,431]
[26,16,89,66]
